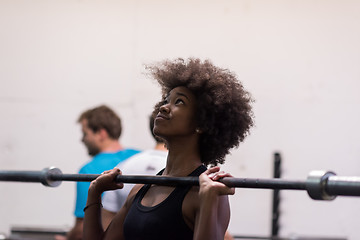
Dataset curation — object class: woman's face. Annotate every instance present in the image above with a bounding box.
[153,86,198,140]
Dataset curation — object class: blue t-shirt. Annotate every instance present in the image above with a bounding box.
[74,148,140,218]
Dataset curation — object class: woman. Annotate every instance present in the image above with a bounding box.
[83,58,254,240]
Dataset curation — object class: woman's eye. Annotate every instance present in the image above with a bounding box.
[175,99,184,104]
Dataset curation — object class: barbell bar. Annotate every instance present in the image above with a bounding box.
[0,167,359,201]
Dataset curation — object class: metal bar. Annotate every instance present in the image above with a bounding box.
[220,178,306,190]
[53,174,200,186]
[50,173,307,189]
[1,167,360,201]
[0,168,308,189]
[0,170,45,182]
[326,176,360,197]
[0,169,50,186]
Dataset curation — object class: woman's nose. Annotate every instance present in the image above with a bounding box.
[159,103,170,113]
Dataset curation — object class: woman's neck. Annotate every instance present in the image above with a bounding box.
[163,139,202,177]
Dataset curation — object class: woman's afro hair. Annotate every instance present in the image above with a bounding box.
[148,58,254,166]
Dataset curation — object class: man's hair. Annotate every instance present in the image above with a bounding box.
[78,105,122,139]
[148,58,254,166]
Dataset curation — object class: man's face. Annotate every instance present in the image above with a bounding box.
[80,119,101,156]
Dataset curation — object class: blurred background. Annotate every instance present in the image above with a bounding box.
[0,0,359,239]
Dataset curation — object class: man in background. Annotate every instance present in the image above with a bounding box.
[58,105,140,240]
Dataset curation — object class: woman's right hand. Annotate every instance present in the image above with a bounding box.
[88,168,124,196]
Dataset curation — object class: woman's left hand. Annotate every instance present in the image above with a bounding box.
[199,166,235,198]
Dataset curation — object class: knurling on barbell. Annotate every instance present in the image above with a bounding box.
[0,167,360,201]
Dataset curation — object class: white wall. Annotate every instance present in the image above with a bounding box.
[0,0,359,239]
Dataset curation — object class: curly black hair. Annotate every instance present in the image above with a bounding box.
[148,58,254,166]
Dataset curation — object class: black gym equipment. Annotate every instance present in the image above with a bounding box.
[271,152,281,238]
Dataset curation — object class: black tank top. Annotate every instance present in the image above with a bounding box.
[123,165,207,240]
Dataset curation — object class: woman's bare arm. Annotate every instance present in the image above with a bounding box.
[193,167,234,240]
[83,168,124,240]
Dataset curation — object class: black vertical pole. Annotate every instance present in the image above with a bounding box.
[271,152,281,237]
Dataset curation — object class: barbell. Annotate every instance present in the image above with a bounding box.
[0,167,359,201]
